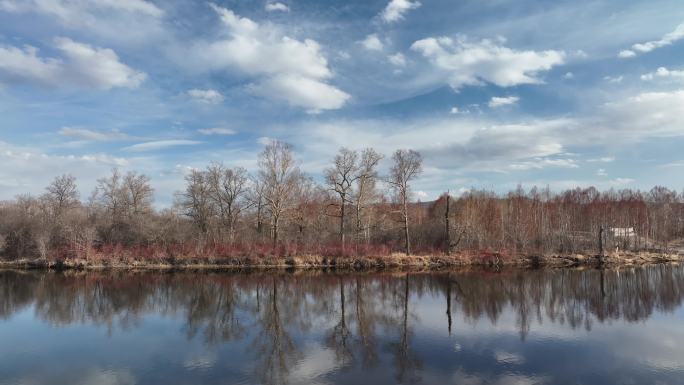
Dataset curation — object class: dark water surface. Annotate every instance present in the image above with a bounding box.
[1,265,683,385]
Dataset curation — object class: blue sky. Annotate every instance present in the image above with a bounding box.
[1,0,684,206]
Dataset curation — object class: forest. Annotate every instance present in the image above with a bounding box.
[1,140,683,263]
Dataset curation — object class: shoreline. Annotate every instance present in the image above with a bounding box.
[1,251,681,270]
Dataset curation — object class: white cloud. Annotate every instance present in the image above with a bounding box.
[509,157,578,170]
[380,0,421,23]
[249,74,350,113]
[604,75,623,83]
[360,34,384,51]
[0,141,130,198]
[608,177,635,186]
[411,36,564,90]
[0,0,164,42]
[618,50,637,58]
[489,96,520,108]
[450,107,460,114]
[619,23,684,58]
[0,38,146,89]
[641,67,684,81]
[123,140,203,152]
[0,0,162,17]
[388,52,406,67]
[59,127,131,141]
[598,90,684,139]
[563,72,574,79]
[189,4,349,111]
[596,168,607,176]
[187,88,224,104]
[265,2,289,12]
[197,127,236,135]
[587,156,615,163]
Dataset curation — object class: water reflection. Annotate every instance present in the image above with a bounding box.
[0,265,683,385]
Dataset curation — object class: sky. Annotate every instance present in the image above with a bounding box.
[1,0,684,207]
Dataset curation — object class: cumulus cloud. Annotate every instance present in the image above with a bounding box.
[265,2,289,12]
[197,127,236,135]
[189,4,349,111]
[411,36,564,90]
[187,88,224,104]
[380,0,421,23]
[641,67,684,81]
[0,38,146,89]
[248,74,350,113]
[388,52,406,66]
[123,140,203,152]
[619,23,684,58]
[489,96,519,108]
[360,34,384,51]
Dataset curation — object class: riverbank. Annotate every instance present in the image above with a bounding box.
[1,251,681,270]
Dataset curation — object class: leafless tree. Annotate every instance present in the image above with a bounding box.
[122,172,154,217]
[44,174,79,218]
[178,169,214,236]
[388,149,423,255]
[258,140,303,247]
[206,163,250,242]
[354,148,383,243]
[326,148,360,248]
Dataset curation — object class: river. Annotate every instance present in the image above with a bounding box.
[0,265,683,384]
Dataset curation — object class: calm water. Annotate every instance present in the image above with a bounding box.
[1,266,683,385]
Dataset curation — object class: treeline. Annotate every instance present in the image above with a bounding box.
[0,140,683,261]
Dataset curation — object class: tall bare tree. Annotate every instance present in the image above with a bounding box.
[354,148,383,243]
[258,140,302,247]
[44,174,79,218]
[206,163,250,242]
[122,172,154,217]
[388,149,423,255]
[326,148,360,248]
[178,169,214,236]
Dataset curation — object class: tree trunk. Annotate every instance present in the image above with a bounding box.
[445,193,451,255]
[403,194,411,255]
[340,198,346,248]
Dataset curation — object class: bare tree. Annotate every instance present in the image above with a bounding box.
[326,148,360,248]
[178,169,214,236]
[94,169,125,221]
[354,148,383,243]
[45,174,80,218]
[206,163,250,242]
[247,178,267,241]
[122,172,154,217]
[258,140,302,247]
[388,149,423,255]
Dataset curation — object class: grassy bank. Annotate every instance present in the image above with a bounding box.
[1,251,681,270]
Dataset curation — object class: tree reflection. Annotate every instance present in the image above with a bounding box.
[0,265,683,383]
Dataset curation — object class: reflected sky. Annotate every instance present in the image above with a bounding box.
[0,266,683,385]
